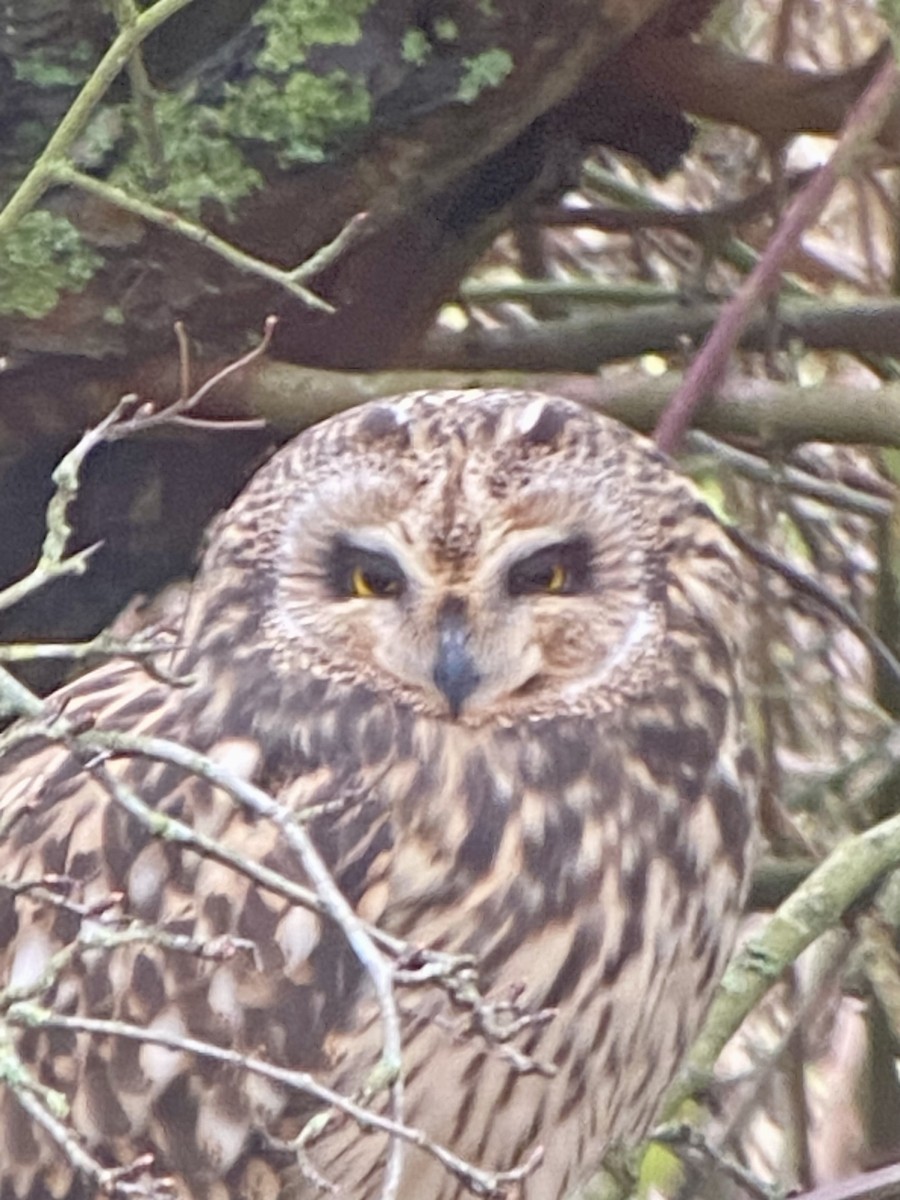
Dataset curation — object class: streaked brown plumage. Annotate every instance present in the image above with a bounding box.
[0,389,756,1200]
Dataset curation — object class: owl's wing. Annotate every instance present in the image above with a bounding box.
[0,658,398,1199]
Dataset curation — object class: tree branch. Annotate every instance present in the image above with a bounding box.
[653,50,900,453]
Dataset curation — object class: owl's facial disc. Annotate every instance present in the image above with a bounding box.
[316,525,637,721]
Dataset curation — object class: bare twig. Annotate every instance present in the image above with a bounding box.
[653,51,900,453]
[0,635,176,664]
[5,1004,540,1199]
[726,525,900,695]
[112,0,165,185]
[651,1122,778,1200]
[538,169,816,236]
[291,211,370,283]
[686,432,893,520]
[0,323,274,617]
[0,1020,173,1198]
[54,169,334,314]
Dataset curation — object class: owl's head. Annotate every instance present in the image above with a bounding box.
[188,390,743,726]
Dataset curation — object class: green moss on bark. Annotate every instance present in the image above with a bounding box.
[0,212,103,317]
[457,48,513,102]
[111,91,262,218]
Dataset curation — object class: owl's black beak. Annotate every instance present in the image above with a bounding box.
[433,600,481,718]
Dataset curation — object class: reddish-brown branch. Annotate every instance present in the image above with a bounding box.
[652,50,900,455]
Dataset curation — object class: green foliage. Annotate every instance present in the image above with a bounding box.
[401,29,431,66]
[878,0,900,49]
[253,0,373,71]
[224,71,370,166]
[457,48,513,102]
[110,0,374,211]
[0,212,103,318]
[111,92,262,219]
[433,17,459,41]
[238,0,373,161]
[12,43,94,88]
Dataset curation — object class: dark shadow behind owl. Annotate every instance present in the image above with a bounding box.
[0,390,756,1200]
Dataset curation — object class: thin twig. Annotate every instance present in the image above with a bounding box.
[686,431,893,520]
[0,1019,173,1198]
[80,728,405,1189]
[539,169,816,235]
[726,525,900,694]
[291,211,370,283]
[653,51,900,453]
[112,0,165,185]
[0,914,252,1013]
[651,1123,778,1200]
[5,1004,540,1199]
[54,168,334,313]
[0,636,176,664]
[0,323,275,617]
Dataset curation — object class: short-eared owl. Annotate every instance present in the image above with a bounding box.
[0,390,756,1200]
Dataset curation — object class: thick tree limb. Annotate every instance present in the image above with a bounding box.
[419,299,900,374]
[622,38,900,150]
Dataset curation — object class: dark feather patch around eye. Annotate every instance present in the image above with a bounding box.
[506,535,594,597]
[325,537,406,599]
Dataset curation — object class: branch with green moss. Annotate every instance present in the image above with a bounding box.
[0,0,198,239]
[665,803,900,1115]
[53,167,337,313]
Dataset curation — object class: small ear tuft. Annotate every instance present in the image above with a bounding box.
[517,400,571,448]
[356,405,411,449]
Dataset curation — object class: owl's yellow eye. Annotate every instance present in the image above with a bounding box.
[350,564,402,598]
[506,536,593,597]
[546,564,566,593]
[326,538,407,599]
[351,566,375,597]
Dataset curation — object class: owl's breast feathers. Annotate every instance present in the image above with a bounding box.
[0,622,753,1200]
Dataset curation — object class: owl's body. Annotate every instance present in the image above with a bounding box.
[0,391,755,1200]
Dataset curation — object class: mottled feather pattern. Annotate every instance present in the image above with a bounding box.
[0,390,756,1200]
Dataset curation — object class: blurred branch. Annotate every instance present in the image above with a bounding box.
[651,1122,776,1200]
[420,299,900,375]
[686,432,893,520]
[725,526,900,694]
[185,361,900,450]
[626,39,900,150]
[538,169,816,236]
[667,803,900,1113]
[8,357,900,464]
[652,48,899,452]
[791,1161,900,1200]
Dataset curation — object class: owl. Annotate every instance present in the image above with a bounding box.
[0,389,756,1200]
